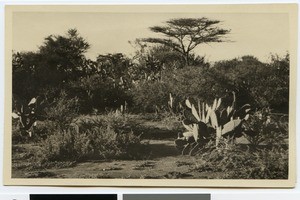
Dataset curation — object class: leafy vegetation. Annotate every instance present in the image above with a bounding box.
[141,18,230,66]
[175,92,252,155]
[12,17,289,179]
[37,126,146,163]
[193,142,288,179]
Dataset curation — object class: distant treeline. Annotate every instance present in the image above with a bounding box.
[13,29,289,114]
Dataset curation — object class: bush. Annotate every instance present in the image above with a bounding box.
[33,113,149,164]
[222,147,288,179]
[242,108,288,146]
[130,66,213,112]
[159,112,182,131]
[33,120,57,140]
[36,127,147,163]
[194,143,288,179]
[73,112,133,134]
[130,81,170,112]
[211,55,289,110]
[69,74,132,113]
[44,90,79,130]
[12,90,78,143]
[12,120,25,144]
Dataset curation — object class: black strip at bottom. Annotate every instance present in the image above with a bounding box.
[30,194,117,200]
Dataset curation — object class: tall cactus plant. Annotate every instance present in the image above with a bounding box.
[12,97,42,137]
[175,92,251,155]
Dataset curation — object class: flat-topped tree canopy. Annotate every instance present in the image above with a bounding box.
[142,18,230,66]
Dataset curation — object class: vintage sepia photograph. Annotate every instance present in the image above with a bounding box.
[4,4,297,187]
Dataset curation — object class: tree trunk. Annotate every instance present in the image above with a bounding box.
[184,52,190,66]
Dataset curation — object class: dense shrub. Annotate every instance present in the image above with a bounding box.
[131,55,289,113]
[242,108,288,146]
[44,91,79,130]
[69,68,132,113]
[13,28,289,115]
[12,120,25,144]
[33,120,57,140]
[223,147,288,179]
[194,142,288,179]
[130,81,170,112]
[73,112,133,134]
[12,29,91,101]
[36,127,147,163]
[33,112,149,164]
[12,118,57,144]
[159,112,182,131]
[211,55,289,111]
[131,66,229,113]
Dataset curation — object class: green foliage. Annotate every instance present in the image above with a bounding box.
[69,73,131,113]
[33,120,57,140]
[211,55,289,111]
[193,142,288,179]
[13,27,289,115]
[243,108,288,146]
[130,54,289,114]
[267,54,289,112]
[176,93,252,155]
[142,18,230,66]
[11,90,80,143]
[131,66,218,112]
[96,53,134,88]
[67,53,134,112]
[34,116,148,163]
[13,29,91,101]
[38,29,90,82]
[73,112,131,134]
[12,120,25,144]
[12,52,40,99]
[159,112,183,131]
[130,41,210,81]
[130,80,170,112]
[164,66,214,101]
[44,91,79,130]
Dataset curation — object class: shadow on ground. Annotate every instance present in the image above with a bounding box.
[147,140,180,159]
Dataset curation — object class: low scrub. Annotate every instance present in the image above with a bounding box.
[160,112,182,131]
[34,119,148,164]
[35,128,147,163]
[243,108,288,146]
[72,112,135,135]
[193,142,288,179]
[12,120,25,144]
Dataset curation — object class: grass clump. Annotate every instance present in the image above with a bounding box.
[34,125,149,165]
[193,142,288,179]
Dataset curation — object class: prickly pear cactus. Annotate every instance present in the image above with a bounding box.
[175,91,251,155]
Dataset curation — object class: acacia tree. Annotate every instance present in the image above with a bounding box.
[142,18,230,66]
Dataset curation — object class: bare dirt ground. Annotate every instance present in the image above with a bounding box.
[12,139,221,179]
[12,115,223,179]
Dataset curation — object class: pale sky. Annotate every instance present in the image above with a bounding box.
[12,12,289,63]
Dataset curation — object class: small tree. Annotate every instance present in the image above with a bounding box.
[142,18,230,66]
[38,28,90,82]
